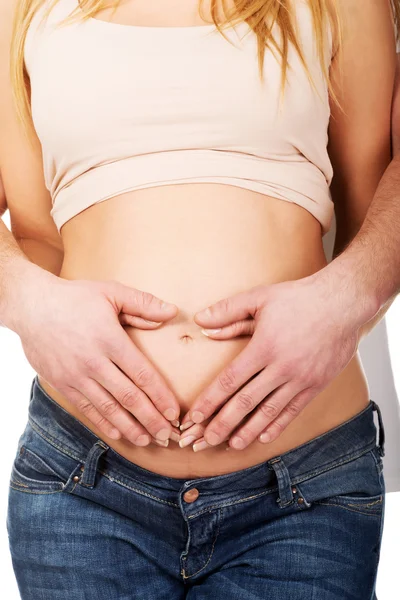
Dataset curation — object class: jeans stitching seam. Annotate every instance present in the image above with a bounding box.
[70,480,79,493]
[17,446,66,480]
[184,510,221,579]
[289,444,376,487]
[9,482,64,495]
[314,500,383,517]
[10,470,63,488]
[28,417,85,463]
[101,468,279,514]
[97,469,180,508]
[369,447,384,476]
[187,488,277,518]
[10,478,31,488]
[348,497,382,509]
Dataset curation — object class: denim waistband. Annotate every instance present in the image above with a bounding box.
[27,374,385,496]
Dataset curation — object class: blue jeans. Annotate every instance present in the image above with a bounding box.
[7,375,386,599]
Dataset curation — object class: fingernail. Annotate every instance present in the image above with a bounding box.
[197,308,212,318]
[179,420,194,431]
[155,428,170,441]
[170,431,181,443]
[191,411,205,424]
[179,435,197,448]
[259,432,271,443]
[161,302,175,310]
[109,428,121,439]
[201,328,221,337]
[163,408,178,421]
[205,431,220,446]
[143,319,162,325]
[154,438,169,447]
[136,434,151,446]
[231,437,245,449]
[193,439,209,452]
[171,419,180,427]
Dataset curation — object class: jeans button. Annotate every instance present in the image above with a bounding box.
[183,488,200,503]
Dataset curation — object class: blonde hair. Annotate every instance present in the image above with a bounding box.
[9,0,399,134]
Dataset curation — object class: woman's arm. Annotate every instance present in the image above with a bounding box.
[321,0,399,339]
[328,0,396,257]
[0,1,64,274]
[0,169,63,274]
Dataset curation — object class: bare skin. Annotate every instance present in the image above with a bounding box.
[0,177,6,217]
[0,0,397,478]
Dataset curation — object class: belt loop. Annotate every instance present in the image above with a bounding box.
[371,400,386,458]
[80,440,110,488]
[269,457,294,508]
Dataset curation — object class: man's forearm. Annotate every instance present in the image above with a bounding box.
[0,217,52,331]
[324,155,400,340]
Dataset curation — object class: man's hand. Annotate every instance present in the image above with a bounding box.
[3,264,181,447]
[179,269,378,451]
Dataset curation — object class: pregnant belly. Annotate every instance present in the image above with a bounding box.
[41,183,370,478]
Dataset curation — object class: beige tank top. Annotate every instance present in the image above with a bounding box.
[24,0,334,234]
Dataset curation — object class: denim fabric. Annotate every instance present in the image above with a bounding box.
[7,375,386,599]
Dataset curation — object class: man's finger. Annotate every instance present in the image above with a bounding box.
[77,377,152,446]
[185,338,268,426]
[110,282,178,322]
[193,286,263,328]
[119,313,163,328]
[93,355,177,440]
[256,388,316,444]
[108,330,181,423]
[65,385,122,441]
[227,381,305,449]
[201,318,256,338]
[82,377,151,446]
[201,367,288,447]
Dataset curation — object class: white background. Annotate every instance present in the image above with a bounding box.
[0,208,399,597]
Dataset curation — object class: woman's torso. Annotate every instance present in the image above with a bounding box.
[39,184,370,478]
[34,0,370,478]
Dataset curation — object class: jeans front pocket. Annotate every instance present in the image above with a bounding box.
[315,492,384,517]
[313,448,385,518]
[9,420,81,495]
[10,446,68,494]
